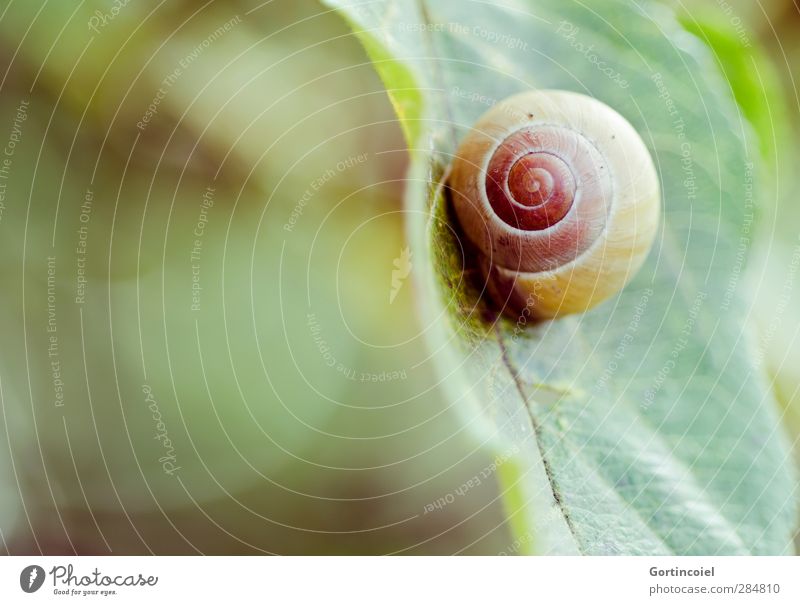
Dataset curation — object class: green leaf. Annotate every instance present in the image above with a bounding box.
[323,0,798,554]
[677,13,785,166]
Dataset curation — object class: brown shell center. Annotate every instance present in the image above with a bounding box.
[485,130,579,231]
[507,153,575,215]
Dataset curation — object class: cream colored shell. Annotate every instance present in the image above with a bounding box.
[449,90,660,319]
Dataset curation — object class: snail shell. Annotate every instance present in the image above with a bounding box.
[449,90,660,319]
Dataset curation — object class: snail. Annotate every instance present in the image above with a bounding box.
[449,90,660,320]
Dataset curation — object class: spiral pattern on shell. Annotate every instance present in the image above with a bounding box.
[449,90,660,319]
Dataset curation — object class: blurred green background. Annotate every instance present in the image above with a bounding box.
[0,0,797,554]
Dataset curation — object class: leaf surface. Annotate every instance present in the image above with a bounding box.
[324,0,799,554]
